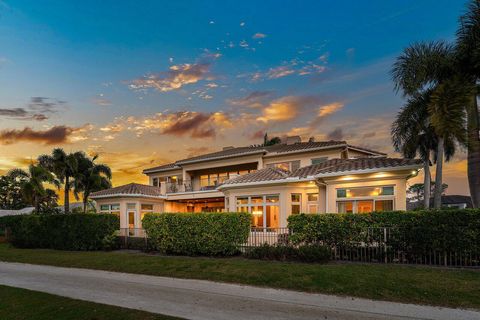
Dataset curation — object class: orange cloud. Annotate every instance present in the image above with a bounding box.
[318,102,344,118]
[257,96,325,123]
[0,125,92,145]
[129,63,211,92]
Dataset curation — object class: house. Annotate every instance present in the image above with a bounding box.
[91,136,422,231]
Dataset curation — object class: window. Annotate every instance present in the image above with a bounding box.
[266,160,300,172]
[152,178,159,187]
[336,186,395,198]
[311,157,328,165]
[127,203,136,210]
[236,195,280,229]
[200,171,255,189]
[335,185,395,213]
[307,193,318,214]
[291,194,301,215]
[99,204,120,215]
[140,204,154,220]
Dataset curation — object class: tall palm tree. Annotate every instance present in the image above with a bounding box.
[392,91,437,208]
[74,155,112,213]
[428,78,470,208]
[456,0,480,208]
[391,41,467,208]
[7,164,60,212]
[38,149,82,213]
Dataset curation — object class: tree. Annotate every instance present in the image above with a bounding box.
[391,41,469,208]
[408,182,448,202]
[428,78,470,208]
[0,174,30,209]
[74,154,112,213]
[7,165,60,212]
[456,0,480,208]
[263,133,282,146]
[38,149,83,213]
[392,91,437,208]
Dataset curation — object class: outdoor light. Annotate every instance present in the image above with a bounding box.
[252,210,262,215]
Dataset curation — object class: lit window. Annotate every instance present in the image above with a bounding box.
[140,204,154,220]
[235,195,280,229]
[337,186,395,198]
[291,194,301,215]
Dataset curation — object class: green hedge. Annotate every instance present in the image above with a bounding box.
[142,212,251,256]
[288,209,480,255]
[245,244,330,263]
[0,214,119,250]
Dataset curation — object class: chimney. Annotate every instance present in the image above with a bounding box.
[286,136,301,145]
[308,136,315,142]
[223,146,234,151]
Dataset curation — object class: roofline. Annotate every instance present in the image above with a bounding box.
[143,166,181,174]
[90,193,167,200]
[218,177,315,190]
[346,145,386,156]
[262,143,347,158]
[175,149,266,166]
[313,163,422,179]
[219,163,422,189]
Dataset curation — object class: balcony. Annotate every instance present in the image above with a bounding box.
[165,182,193,194]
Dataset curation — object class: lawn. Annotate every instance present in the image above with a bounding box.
[0,285,180,320]
[0,243,479,309]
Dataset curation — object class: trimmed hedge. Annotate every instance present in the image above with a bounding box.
[0,214,119,251]
[142,212,251,256]
[245,244,330,263]
[288,209,480,255]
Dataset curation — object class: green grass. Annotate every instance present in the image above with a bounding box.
[0,243,479,309]
[0,284,180,320]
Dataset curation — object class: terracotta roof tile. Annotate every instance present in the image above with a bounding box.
[223,167,290,185]
[142,163,180,174]
[91,183,164,198]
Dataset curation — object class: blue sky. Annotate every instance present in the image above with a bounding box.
[0,0,471,193]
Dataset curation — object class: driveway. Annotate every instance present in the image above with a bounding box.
[0,262,478,320]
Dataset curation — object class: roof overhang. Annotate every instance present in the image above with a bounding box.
[175,150,266,166]
[91,193,167,200]
[313,164,422,179]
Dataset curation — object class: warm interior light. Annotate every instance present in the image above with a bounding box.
[252,210,263,216]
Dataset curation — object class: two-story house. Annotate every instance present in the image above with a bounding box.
[91,136,422,231]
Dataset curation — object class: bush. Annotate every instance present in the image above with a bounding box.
[245,244,330,263]
[0,213,119,251]
[287,209,480,255]
[142,212,251,256]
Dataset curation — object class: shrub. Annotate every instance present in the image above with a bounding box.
[0,213,119,251]
[245,244,330,263]
[287,209,480,255]
[142,212,250,256]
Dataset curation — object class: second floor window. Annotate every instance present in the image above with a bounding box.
[152,178,159,187]
[266,160,300,172]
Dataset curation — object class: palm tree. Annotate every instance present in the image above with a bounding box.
[74,155,112,213]
[456,0,480,208]
[428,78,470,208]
[391,41,468,208]
[392,91,437,208]
[38,149,82,213]
[7,165,60,212]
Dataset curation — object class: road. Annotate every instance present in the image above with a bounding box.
[0,262,478,320]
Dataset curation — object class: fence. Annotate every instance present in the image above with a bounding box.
[244,227,480,268]
[118,228,148,250]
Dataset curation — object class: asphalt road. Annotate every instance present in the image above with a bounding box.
[0,262,478,320]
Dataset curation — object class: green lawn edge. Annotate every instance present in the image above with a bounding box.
[0,243,479,310]
[0,284,180,320]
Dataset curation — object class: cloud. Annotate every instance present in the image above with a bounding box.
[326,127,344,140]
[0,97,66,122]
[107,110,233,139]
[252,33,267,39]
[0,125,89,145]
[318,102,344,118]
[92,95,112,106]
[185,146,212,158]
[267,66,295,79]
[129,63,211,92]
[228,91,273,108]
[257,96,322,122]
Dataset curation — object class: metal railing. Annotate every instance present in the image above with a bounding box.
[242,227,480,268]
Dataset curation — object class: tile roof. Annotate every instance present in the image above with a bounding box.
[91,183,164,198]
[223,167,290,185]
[222,157,422,186]
[142,162,180,174]
[263,140,347,155]
[347,144,387,156]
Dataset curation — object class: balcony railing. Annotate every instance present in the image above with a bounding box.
[165,182,192,193]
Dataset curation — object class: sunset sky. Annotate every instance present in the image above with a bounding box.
[0,0,471,195]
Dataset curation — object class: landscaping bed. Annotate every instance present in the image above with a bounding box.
[0,243,478,309]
